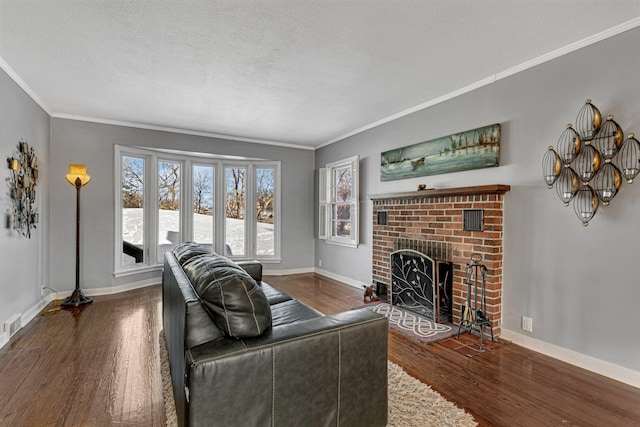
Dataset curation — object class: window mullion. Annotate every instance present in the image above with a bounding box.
[114,146,124,269]
[214,162,224,254]
[247,165,253,258]
[148,156,159,265]
[183,159,193,242]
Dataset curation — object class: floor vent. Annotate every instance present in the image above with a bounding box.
[4,314,22,338]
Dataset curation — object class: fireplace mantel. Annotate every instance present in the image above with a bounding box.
[369,184,510,201]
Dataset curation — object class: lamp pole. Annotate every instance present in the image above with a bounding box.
[61,175,92,307]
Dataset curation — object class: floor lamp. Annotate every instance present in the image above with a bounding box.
[61,164,93,307]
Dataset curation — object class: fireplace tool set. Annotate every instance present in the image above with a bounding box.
[456,253,494,349]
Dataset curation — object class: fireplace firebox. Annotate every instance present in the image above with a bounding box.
[390,249,452,323]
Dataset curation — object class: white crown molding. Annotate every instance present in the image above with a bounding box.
[0,55,51,115]
[501,328,640,390]
[317,16,640,149]
[51,113,314,151]
[4,17,640,152]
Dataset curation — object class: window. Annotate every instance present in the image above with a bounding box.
[225,166,246,257]
[157,160,182,262]
[256,166,276,256]
[120,155,146,267]
[114,145,280,275]
[319,156,359,247]
[192,164,214,249]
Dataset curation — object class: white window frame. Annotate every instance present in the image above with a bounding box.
[114,145,281,277]
[319,155,359,248]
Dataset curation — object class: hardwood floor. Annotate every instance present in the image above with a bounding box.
[0,287,165,426]
[0,273,638,426]
[266,273,640,427]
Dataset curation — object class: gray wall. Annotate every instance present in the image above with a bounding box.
[49,119,315,290]
[0,68,50,329]
[316,27,640,372]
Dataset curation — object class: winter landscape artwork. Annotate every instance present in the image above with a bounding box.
[380,124,500,181]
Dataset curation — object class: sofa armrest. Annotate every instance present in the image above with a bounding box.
[185,309,388,427]
[236,260,262,283]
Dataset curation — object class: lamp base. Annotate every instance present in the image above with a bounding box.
[60,289,93,308]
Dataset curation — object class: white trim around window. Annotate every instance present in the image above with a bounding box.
[319,155,359,248]
[114,145,281,276]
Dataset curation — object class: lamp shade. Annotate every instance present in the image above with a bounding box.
[66,164,91,187]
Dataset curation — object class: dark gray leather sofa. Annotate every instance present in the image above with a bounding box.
[163,242,388,427]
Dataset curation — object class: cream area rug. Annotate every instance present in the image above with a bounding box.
[160,334,476,427]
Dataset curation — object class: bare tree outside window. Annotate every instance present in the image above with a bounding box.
[122,156,144,208]
[226,167,245,219]
[193,167,213,215]
[333,165,352,237]
[158,161,181,211]
[256,168,275,255]
[225,167,246,256]
[334,166,352,202]
[256,168,274,224]
[193,165,214,246]
[121,155,145,265]
[158,160,181,261]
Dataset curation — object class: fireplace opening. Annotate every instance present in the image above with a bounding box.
[390,244,452,323]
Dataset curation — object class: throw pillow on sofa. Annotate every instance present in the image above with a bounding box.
[172,241,212,264]
[182,255,272,338]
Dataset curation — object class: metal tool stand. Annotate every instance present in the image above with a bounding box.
[456,253,494,349]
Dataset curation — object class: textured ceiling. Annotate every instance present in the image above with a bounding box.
[1,1,640,149]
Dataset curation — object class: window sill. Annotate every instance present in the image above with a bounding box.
[323,239,359,249]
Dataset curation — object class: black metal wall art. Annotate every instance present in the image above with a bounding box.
[6,139,39,237]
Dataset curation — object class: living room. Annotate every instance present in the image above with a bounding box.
[2,2,640,426]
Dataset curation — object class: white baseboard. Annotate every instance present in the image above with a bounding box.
[501,328,640,390]
[82,278,160,296]
[313,268,365,290]
[263,267,314,276]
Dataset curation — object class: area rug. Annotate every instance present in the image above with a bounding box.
[159,333,476,426]
[358,302,459,345]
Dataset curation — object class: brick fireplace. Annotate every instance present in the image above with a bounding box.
[371,184,510,336]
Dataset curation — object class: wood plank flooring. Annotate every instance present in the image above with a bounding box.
[0,273,638,426]
[266,273,640,427]
[0,287,165,426]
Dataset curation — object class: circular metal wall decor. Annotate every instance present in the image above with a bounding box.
[6,139,39,238]
[542,100,637,226]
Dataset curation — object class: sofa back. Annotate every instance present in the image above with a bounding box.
[163,242,274,424]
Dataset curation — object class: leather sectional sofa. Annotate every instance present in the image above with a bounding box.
[163,242,388,427]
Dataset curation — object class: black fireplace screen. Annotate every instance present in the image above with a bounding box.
[391,250,437,319]
[390,249,453,322]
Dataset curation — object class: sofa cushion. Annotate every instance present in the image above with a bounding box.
[172,241,213,265]
[270,299,322,327]
[260,282,293,305]
[183,255,272,338]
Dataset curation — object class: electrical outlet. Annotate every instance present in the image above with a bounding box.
[318,259,322,267]
[522,316,533,333]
